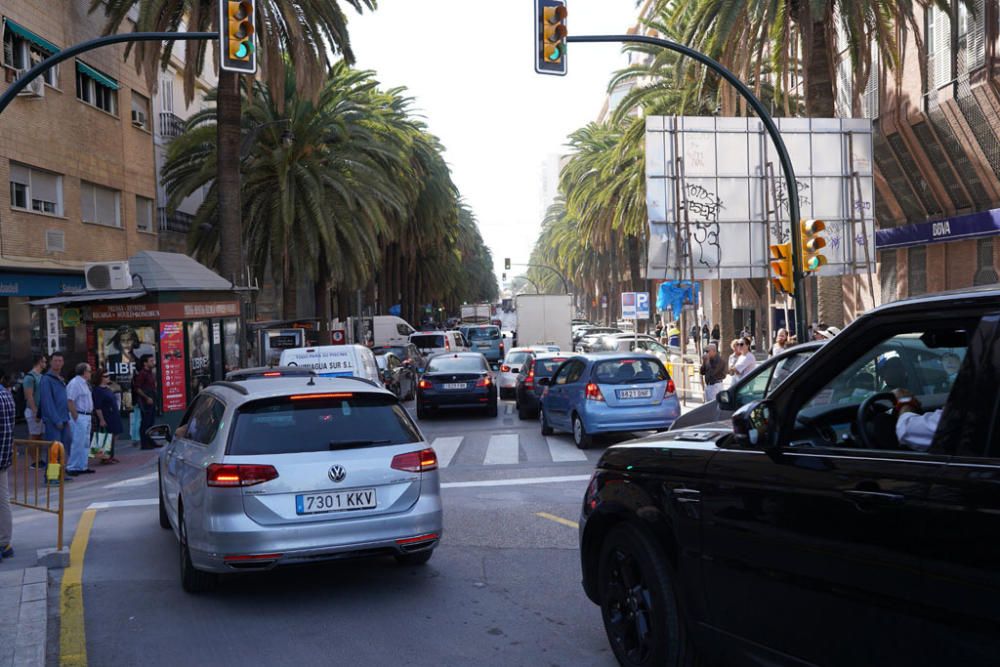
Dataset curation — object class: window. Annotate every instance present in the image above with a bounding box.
[135,195,153,232]
[973,238,998,286]
[2,21,58,86]
[396,323,412,336]
[425,355,486,373]
[410,334,444,350]
[927,4,952,89]
[130,91,149,129]
[592,358,666,384]
[957,0,985,73]
[80,181,121,227]
[75,61,118,114]
[879,250,897,304]
[9,162,62,216]
[468,326,500,340]
[178,396,225,445]
[908,246,927,296]
[160,77,174,112]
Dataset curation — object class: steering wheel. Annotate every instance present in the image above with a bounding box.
[855,392,897,449]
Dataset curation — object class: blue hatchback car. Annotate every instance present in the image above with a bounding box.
[538,353,681,448]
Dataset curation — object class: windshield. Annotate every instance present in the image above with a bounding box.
[411,334,444,349]
[505,352,532,365]
[228,394,420,455]
[426,356,487,373]
[534,358,567,376]
[593,358,668,385]
[468,326,500,341]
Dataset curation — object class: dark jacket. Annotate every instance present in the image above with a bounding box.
[700,354,726,385]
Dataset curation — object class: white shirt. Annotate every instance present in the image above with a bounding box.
[895,410,942,452]
[732,352,757,379]
[66,376,94,414]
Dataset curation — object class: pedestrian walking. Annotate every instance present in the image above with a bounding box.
[38,352,73,480]
[66,363,95,476]
[0,372,15,562]
[132,355,161,450]
[91,369,122,464]
[22,353,46,442]
[710,323,720,343]
[701,323,710,347]
[700,343,726,403]
[770,328,790,357]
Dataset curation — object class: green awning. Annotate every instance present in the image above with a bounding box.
[3,19,59,55]
[75,60,119,90]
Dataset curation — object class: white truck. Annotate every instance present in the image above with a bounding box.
[513,294,573,352]
[460,303,492,323]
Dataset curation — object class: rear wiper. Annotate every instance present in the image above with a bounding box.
[329,439,391,450]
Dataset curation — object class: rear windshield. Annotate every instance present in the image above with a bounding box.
[426,356,486,373]
[534,358,568,376]
[468,326,500,341]
[593,358,668,385]
[229,394,420,455]
[505,352,532,365]
[411,334,444,349]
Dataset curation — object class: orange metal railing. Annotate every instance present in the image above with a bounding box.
[10,439,65,551]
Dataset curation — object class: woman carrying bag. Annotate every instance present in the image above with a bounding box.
[91,369,122,464]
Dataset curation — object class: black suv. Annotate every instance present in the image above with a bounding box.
[579,288,1000,667]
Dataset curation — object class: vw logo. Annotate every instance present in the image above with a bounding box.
[329,465,347,483]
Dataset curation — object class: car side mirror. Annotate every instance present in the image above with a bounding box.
[732,400,776,450]
[147,423,172,444]
[538,377,551,386]
[716,389,733,410]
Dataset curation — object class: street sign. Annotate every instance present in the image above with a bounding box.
[331,330,346,345]
[621,292,636,319]
[600,295,608,309]
[46,308,59,354]
[636,292,650,319]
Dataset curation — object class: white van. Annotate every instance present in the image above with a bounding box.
[409,330,467,357]
[278,344,381,385]
[372,316,416,347]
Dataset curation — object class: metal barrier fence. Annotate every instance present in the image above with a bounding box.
[10,439,65,551]
[666,360,707,404]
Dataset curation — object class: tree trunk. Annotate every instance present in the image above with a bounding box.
[281,251,297,320]
[216,69,243,286]
[315,254,332,345]
[803,19,836,117]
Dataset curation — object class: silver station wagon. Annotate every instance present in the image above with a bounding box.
[153,376,443,592]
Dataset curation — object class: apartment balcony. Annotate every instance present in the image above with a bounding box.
[157,208,193,233]
[159,112,185,139]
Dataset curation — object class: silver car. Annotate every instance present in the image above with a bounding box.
[154,376,443,592]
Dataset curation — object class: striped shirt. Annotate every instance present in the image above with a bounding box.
[0,385,15,469]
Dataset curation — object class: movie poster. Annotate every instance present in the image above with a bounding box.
[97,324,156,412]
[159,321,187,412]
[187,320,212,402]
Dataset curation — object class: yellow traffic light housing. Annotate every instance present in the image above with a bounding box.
[800,219,828,273]
[220,0,256,74]
[769,243,794,294]
[535,0,567,76]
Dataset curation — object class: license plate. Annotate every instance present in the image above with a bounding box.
[296,488,377,515]
[444,382,467,390]
[617,388,653,399]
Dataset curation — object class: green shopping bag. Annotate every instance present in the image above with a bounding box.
[90,427,113,459]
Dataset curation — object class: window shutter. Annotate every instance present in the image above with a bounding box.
[95,186,118,226]
[863,47,879,118]
[9,162,29,185]
[967,0,985,70]
[80,182,96,222]
[934,6,951,87]
[160,78,173,112]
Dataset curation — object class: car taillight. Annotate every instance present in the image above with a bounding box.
[524,368,535,389]
[476,376,492,387]
[501,365,510,372]
[585,383,605,401]
[207,464,278,487]
[391,448,438,472]
[418,379,433,390]
[499,342,505,353]
[445,339,451,351]
[665,379,676,396]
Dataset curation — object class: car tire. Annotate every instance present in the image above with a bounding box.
[394,549,434,566]
[416,403,429,420]
[573,414,593,449]
[598,523,695,667]
[158,470,170,530]
[179,508,216,594]
[541,408,554,436]
[487,400,498,418]
[517,402,531,420]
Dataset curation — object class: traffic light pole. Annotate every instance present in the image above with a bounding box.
[519,263,571,294]
[566,34,809,339]
[0,32,217,115]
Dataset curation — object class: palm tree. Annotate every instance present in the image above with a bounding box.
[91,0,377,286]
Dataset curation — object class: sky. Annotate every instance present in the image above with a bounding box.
[347,1,640,285]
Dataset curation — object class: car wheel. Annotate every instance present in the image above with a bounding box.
[487,399,498,418]
[158,469,170,530]
[416,402,429,420]
[394,549,434,566]
[541,408,554,435]
[573,414,593,449]
[598,523,695,667]
[517,402,531,420]
[179,508,216,594]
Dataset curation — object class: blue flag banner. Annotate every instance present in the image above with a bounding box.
[657,281,700,316]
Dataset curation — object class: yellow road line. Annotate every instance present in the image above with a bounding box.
[60,508,95,667]
[535,511,579,529]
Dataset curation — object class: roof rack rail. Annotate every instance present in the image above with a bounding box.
[209,381,250,395]
[322,376,381,388]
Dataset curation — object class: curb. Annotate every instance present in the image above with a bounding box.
[0,566,47,667]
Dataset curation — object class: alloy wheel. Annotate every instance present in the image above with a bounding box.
[604,546,657,664]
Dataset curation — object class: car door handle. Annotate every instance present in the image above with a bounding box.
[843,489,904,505]
[672,487,701,504]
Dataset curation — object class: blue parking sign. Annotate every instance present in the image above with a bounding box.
[636,292,650,319]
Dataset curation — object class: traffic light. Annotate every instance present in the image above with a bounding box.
[220,0,257,74]
[502,272,507,281]
[534,0,568,76]
[800,219,828,273]
[504,257,511,271]
[769,243,794,294]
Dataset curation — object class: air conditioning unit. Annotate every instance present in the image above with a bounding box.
[131,109,147,127]
[85,261,133,291]
[16,71,45,98]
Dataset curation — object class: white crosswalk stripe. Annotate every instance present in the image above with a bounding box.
[484,434,520,465]
[430,436,464,468]
[546,436,588,462]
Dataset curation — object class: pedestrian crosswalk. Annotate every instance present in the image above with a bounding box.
[428,432,594,468]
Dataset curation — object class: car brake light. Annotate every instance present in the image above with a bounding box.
[501,365,510,373]
[224,553,283,562]
[585,383,605,402]
[396,533,439,545]
[262,371,282,377]
[665,379,676,396]
[418,378,432,390]
[524,367,535,389]
[290,393,353,400]
[499,342,505,353]
[445,339,451,351]
[476,376,492,387]
[207,464,278,487]
[391,448,438,472]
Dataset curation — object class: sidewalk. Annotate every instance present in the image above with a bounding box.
[0,566,47,667]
